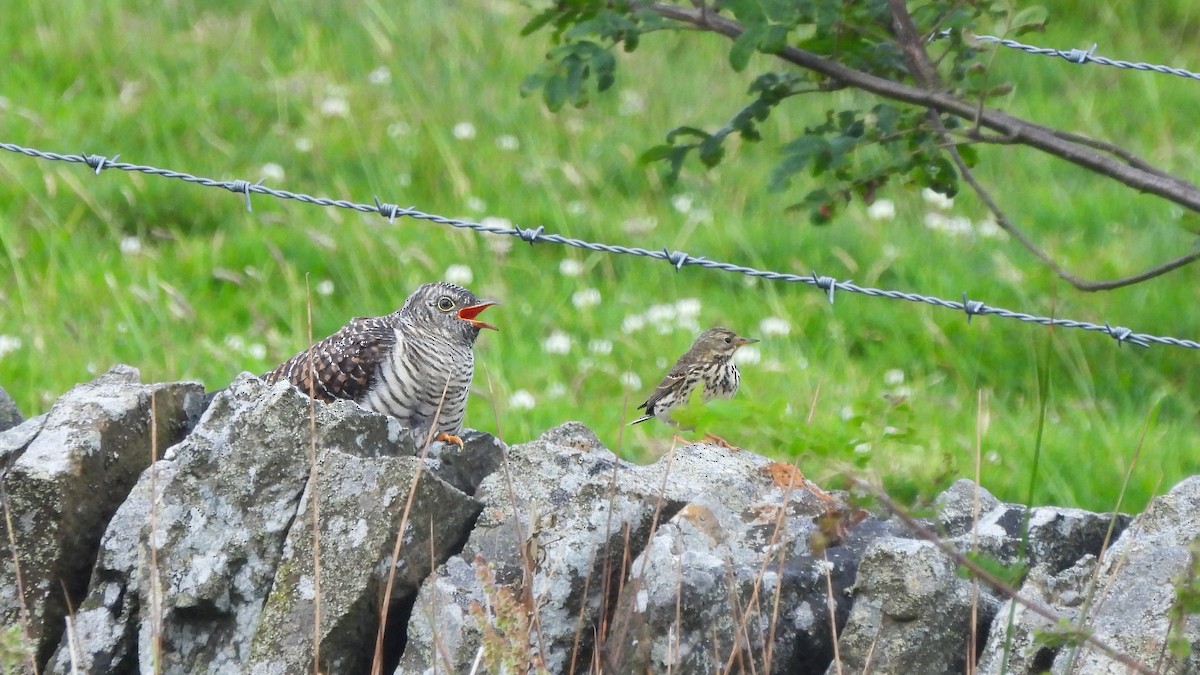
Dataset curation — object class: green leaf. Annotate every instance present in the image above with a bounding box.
[520,8,560,37]
[1009,6,1048,36]
[760,24,791,54]
[718,0,767,25]
[665,126,711,143]
[771,134,829,191]
[729,23,767,72]
[638,145,677,163]
[543,72,569,112]
[698,136,726,168]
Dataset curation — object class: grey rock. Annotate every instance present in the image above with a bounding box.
[831,536,998,675]
[48,374,489,675]
[606,446,898,674]
[937,479,1128,575]
[1051,476,1200,674]
[976,555,1098,675]
[397,422,679,674]
[0,365,202,668]
[423,428,506,495]
[248,450,481,674]
[0,385,22,432]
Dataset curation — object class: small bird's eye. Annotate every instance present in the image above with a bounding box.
[436,297,455,312]
[724,337,732,344]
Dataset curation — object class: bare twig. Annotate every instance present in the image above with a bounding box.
[303,277,323,674]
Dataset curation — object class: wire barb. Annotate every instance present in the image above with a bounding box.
[1104,322,1149,348]
[374,197,403,223]
[517,226,544,245]
[225,178,264,212]
[961,293,986,323]
[811,273,839,305]
[83,153,118,175]
[664,249,689,270]
[1064,44,1098,65]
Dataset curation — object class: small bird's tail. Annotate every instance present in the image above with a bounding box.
[627,414,653,426]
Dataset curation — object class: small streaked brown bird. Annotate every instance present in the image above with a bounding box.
[262,281,497,448]
[629,327,758,442]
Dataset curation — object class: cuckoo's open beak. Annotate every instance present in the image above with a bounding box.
[457,301,499,331]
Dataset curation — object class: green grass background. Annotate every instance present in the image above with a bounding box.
[1,1,1198,512]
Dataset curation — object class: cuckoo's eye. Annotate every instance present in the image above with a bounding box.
[436,296,455,312]
[724,337,732,344]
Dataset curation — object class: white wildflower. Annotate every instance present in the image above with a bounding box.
[543,331,571,355]
[559,259,584,277]
[0,335,22,359]
[921,188,954,209]
[119,236,142,255]
[387,122,411,137]
[316,280,335,297]
[670,194,693,214]
[260,163,285,183]
[621,314,646,334]
[444,265,473,286]
[248,343,267,361]
[619,90,646,116]
[645,304,677,324]
[546,382,567,399]
[452,122,476,140]
[572,288,601,309]
[734,346,761,365]
[294,137,314,152]
[758,317,790,337]
[674,298,702,318]
[620,372,642,391]
[508,390,536,410]
[884,369,905,386]
[496,134,520,151]
[854,443,871,454]
[320,96,349,117]
[566,201,587,216]
[367,66,392,85]
[867,199,896,221]
[622,215,657,234]
[588,339,612,355]
[465,196,486,213]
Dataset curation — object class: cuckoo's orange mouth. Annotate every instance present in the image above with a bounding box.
[457,301,498,331]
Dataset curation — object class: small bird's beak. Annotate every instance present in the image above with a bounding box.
[734,337,759,347]
[457,301,499,331]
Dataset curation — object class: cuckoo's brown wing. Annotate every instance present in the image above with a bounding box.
[261,317,397,403]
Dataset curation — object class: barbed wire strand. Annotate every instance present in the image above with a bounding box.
[3,140,1198,352]
[934,32,1200,82]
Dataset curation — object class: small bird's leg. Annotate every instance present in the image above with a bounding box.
[702,433,737,450]
[435,432,465,450]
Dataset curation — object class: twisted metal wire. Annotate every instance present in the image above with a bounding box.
[3,140,1198,351]
[943,32,1200,82]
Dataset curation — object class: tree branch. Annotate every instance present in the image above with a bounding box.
[644,1,1200,290]
[883,0,1200,291]
[646,2,1200,214]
